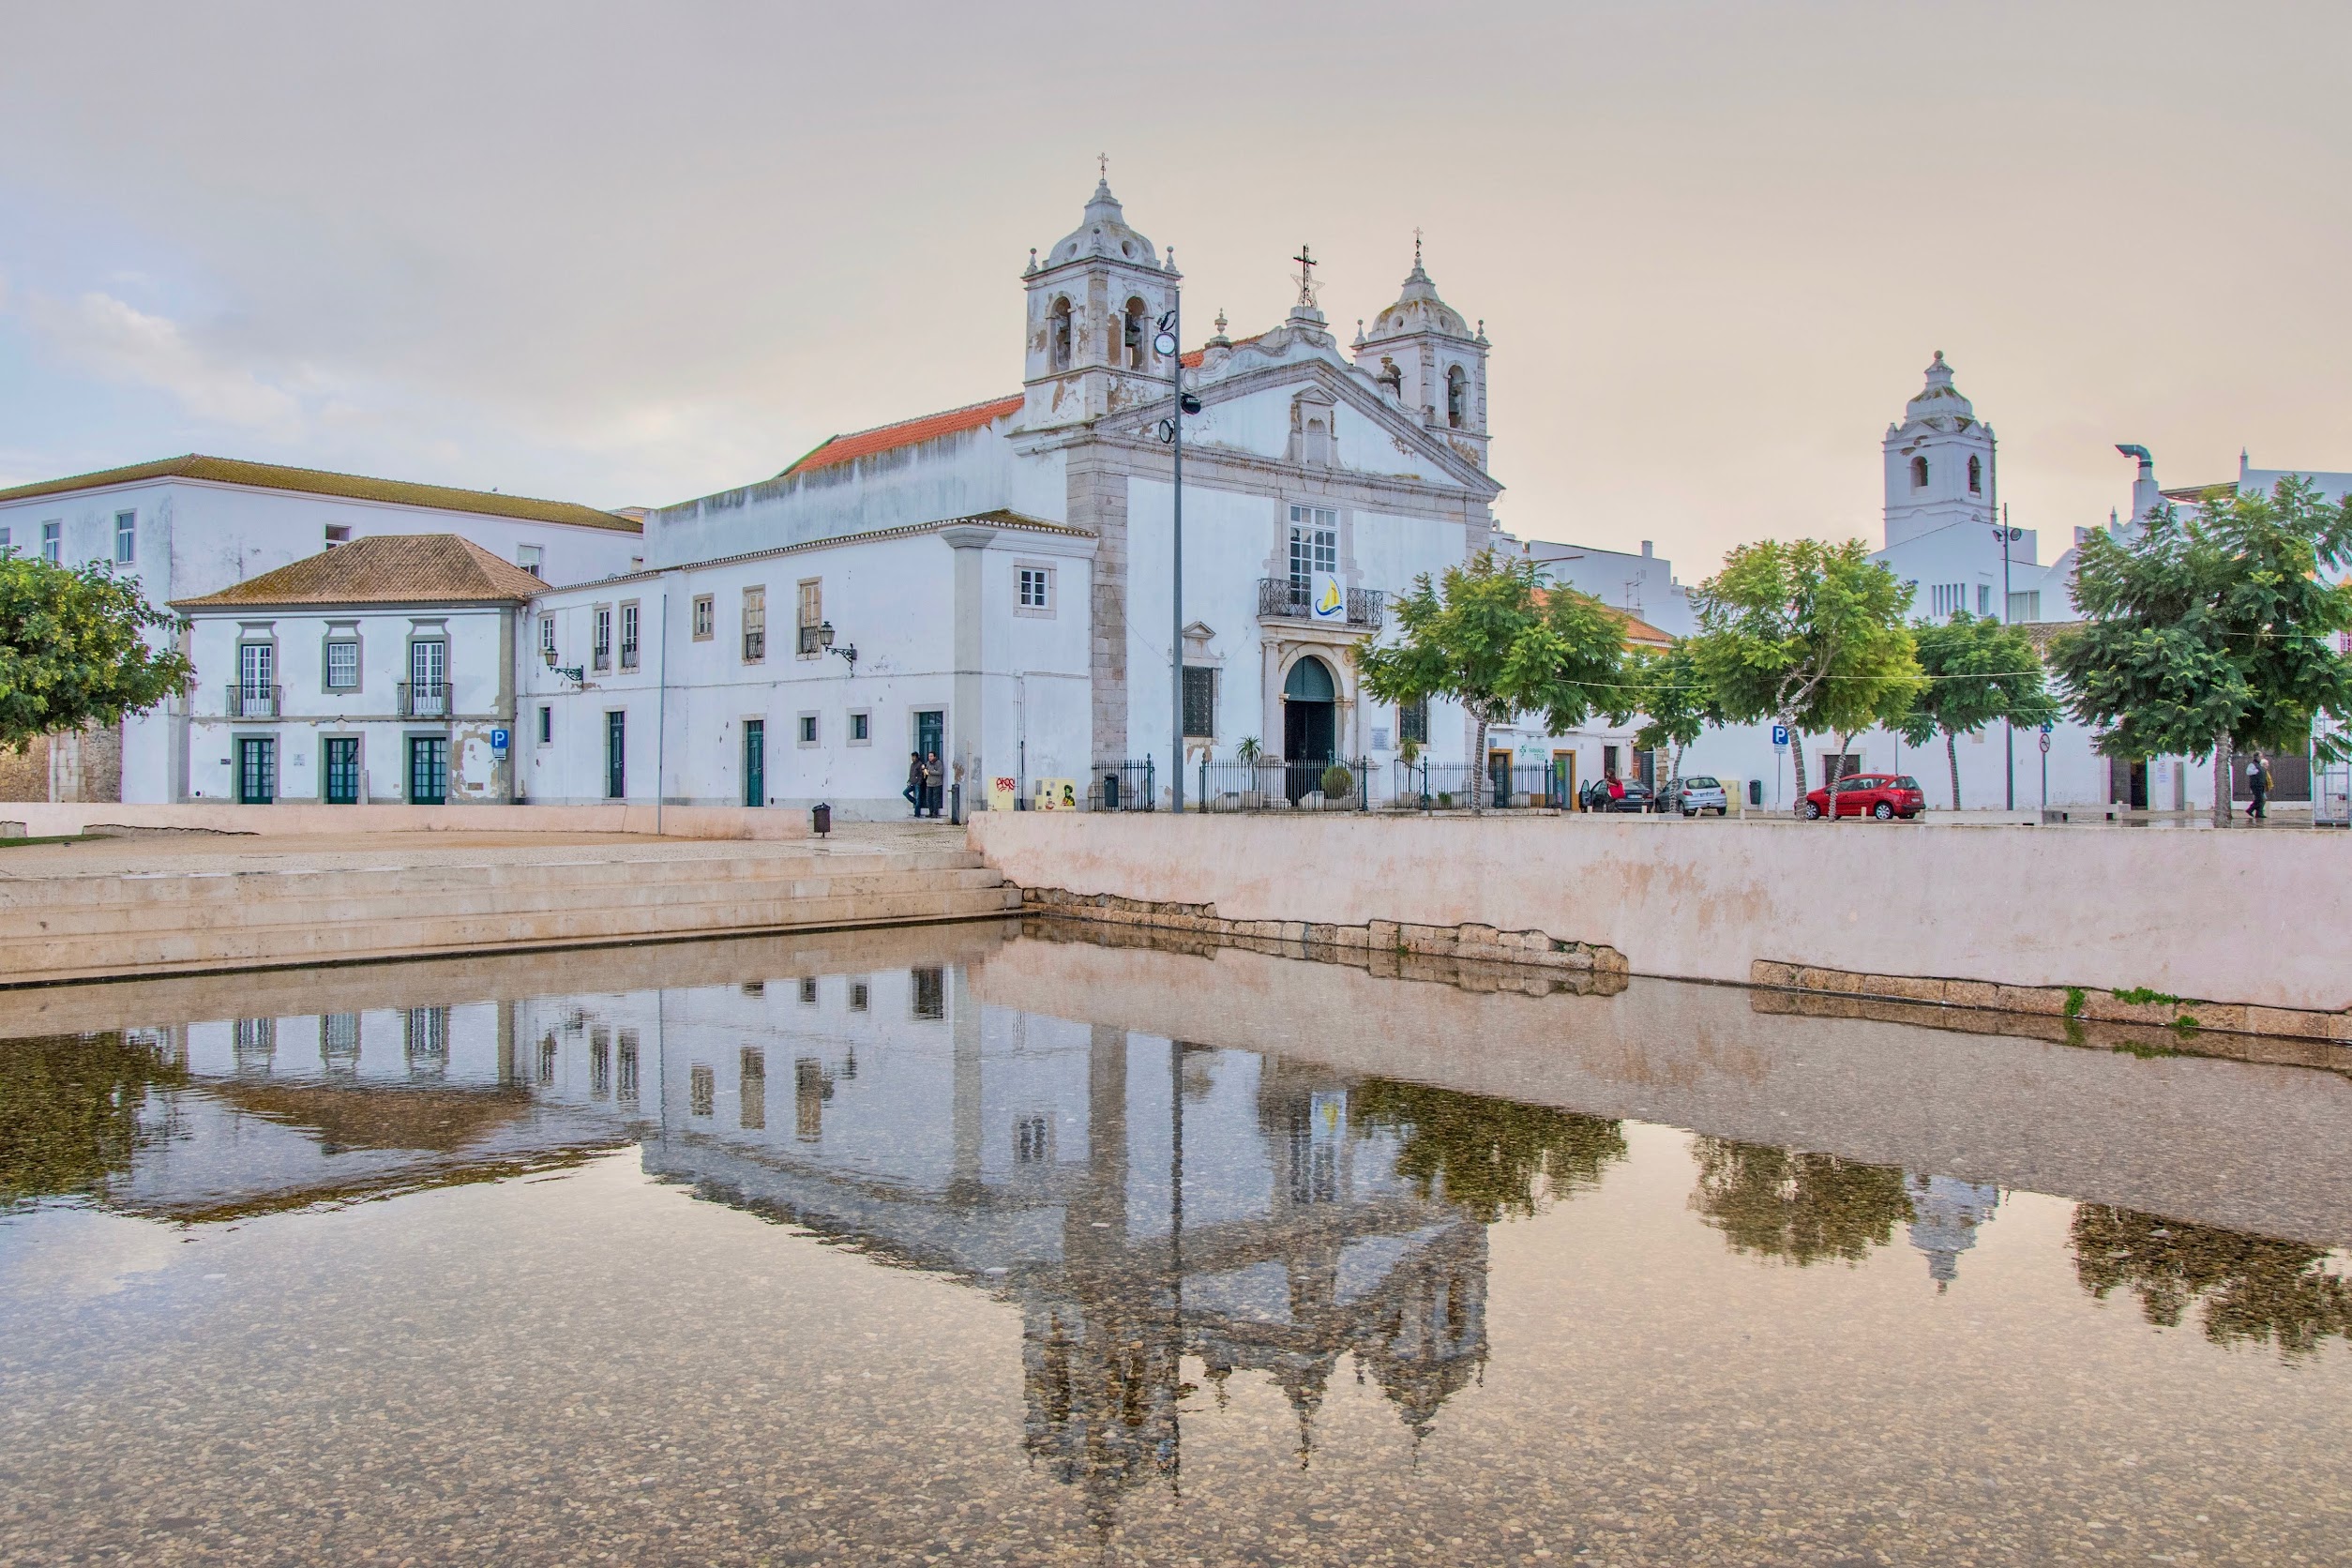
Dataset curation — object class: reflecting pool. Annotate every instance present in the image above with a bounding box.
[4,917,2350,1565]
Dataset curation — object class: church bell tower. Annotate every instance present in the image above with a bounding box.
[1018,173,1181,433]
[1351,239,1490,470]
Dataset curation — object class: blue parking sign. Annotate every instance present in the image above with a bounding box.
[490,728,510,753]
[1771,724,1788,749]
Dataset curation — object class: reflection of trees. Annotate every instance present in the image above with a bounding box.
[1690,1138,1913,1265]
[1354,1078,1625,1223]
[0,1031,185,1208]
[2072,1205,2352,1358]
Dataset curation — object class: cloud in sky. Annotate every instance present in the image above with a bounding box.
[24,288,305,435]
[0,1,2347,567]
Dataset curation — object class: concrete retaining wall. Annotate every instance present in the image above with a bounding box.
[1,802,807,840]
[970,813,2352,1014]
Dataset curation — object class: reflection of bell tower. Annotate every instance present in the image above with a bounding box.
[1357,1221,1490,1441]
[1906,1172,2001,1290]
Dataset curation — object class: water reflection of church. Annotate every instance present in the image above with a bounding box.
[594,969,1489,1525]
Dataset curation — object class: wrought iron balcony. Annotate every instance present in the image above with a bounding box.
[226,684,280,718]
[1257,578,1384,629]
[399,681,450,719]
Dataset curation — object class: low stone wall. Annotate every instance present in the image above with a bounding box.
[1019,885,1627,983]
[2,802,807,840]
[970,811,2352,1023]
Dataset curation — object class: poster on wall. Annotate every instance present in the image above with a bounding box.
[1033,778,1078,812]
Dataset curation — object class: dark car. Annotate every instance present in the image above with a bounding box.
[1589,780,1654,813]
[1802,773,1925,820]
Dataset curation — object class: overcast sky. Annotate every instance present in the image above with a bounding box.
[3,1,2345,578]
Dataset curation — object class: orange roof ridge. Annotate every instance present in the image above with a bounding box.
[172,533,551,610]
[781,394,1025,477]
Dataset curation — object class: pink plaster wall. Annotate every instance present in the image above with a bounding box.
[969,813,2350,1012]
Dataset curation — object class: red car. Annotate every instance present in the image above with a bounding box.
[1803,773,1925,820]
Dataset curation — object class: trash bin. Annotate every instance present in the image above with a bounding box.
[1748,779,1764,807]
[1102,772,1120,810]
[811,802,832,837]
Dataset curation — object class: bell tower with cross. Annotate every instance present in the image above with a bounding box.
[1018,159,1182,434]
[1352,229,1491,469]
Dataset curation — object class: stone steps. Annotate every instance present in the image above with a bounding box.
[0,845,1017,984]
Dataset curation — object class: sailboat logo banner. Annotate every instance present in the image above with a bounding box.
[1311,573,1344,622]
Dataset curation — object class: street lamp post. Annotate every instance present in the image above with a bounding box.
[1153,300,1197,812]
[1992,503,2021,811]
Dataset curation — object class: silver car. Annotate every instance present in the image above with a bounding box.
[1665,775,1729,816]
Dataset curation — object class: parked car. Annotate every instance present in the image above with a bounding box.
[1597,780,1654,813]
[1802,773,1926,820]
[1661,776,1730,817]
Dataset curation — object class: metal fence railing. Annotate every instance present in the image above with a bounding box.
[1090,759,1156,812]
[1388,762,1570,810]
[1196,758,1372,811]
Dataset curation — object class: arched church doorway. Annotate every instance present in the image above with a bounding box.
[1282,656,1337,802]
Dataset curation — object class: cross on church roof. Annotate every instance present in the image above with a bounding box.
[1413,227,1424,266]
[1292,243,1319,307]
[1097,152,1109,181]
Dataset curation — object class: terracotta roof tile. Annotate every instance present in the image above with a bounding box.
[781,396,1025,477]
[172,534,552,610]
[0,454,641,533]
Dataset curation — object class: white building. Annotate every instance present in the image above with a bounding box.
[0,455,643,802]
[525,186,1510,815]
[171,535,550,805]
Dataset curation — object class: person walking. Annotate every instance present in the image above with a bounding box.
[2247,753,2270,823]
[904,751,925,817]
[920,750,944,818]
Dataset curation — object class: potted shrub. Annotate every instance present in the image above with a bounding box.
[1319,762,1355,807]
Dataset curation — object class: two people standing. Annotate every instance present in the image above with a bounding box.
[903,750,944,818]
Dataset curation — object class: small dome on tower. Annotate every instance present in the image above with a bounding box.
[1364,252,1470,342]
[1903,351,1977,429]
[1042,176,1165,270]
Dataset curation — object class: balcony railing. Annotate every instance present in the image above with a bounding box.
[797,624,826,656]
[399,681,449,719]
[1257,578,1384,629]
[227,684,280,718]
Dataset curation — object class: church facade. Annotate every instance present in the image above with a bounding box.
[522,177,1503,813]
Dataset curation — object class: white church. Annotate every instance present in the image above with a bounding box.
[6,176,2345,818]
[6,177,1540,814]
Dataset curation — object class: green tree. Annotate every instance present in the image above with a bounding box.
[1628,641,1721,791]
[2052,479,2352,827]
[1686,539,1921,814]
[2072,1204,2352,1359]
[0,553,192,754]
[1896,611,2060,809]
[1689,1138,1915,1266]
[0,1031,187,1208]
[1354,551,1630,812]
[1355,1078,1627,1224]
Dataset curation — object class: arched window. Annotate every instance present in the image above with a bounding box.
[1123,297,1148,369]
[1445,365,1469,429]
[1284,656,1336,702]
[1968,454,1983,494]
[1048,297,1072,371]
[1910,456,1929,489]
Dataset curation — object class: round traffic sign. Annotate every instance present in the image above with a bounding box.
[1153,331,1179,357]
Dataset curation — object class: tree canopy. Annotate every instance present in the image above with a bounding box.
[1686,538,1921,807]
[1354,551,1631,810]
[1628,641,1721,784]
[0,554,191,753]
[2051,478,2352,824]
[1896,611,2059,809]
